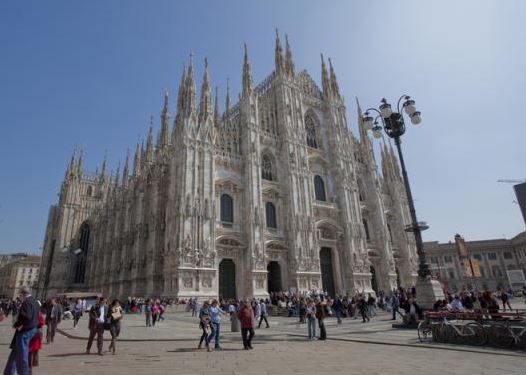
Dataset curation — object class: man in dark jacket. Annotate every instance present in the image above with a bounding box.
[45,297,62,343]
[237,299,256,350]
[315,298,327,340]
[3,286,40,375]
[86,297,108,356]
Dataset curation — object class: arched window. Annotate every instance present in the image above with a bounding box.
[305,114,318,148]
[265,202,277,229]
[261,155,273,181]
[314,175,326,201]
[220,194,233,223]
[363,219,371,241]
[74,222,90,284]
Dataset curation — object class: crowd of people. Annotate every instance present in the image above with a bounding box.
[1,284,525,374]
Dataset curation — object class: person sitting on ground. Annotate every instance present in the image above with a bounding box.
[450,295,464,311]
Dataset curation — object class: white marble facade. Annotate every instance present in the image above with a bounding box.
[37,34,419,300]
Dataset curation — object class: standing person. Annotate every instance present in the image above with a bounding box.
[367,293,377,318]
[3,287,40,375]
[238,299,255,350]
[315,298,327,340]
[191,298,198,317]
[305,299,317,340]
[86,297,108,356]
[28,308,45,373]
[390,293,401,320]
[257,300,270,328]
[45,298,61,344]
[208,299,226,350]
[73,298,83,329]
[144,300,152,327]
[108,300,123,355]
[198,301,212,351]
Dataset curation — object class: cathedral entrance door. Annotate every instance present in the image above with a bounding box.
[320,247,336,298]
[267,261,282,293]
[370,265,379,293]
[219,259,236,300]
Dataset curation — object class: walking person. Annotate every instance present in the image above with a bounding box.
[238,299,255,350]
[257,300,270,328]
[198,301,213,351]
[332,296,344,324]
[72,298,83,329]
[45,298,61,344]
[500,290,512,311]
[315,298,327,340]
[3,287,40,375]
[152,300,160,327]
[86,297,108,356]
[208,299,226,350]
[306,299,317,340]
[358,295,370,323]
[28,307,44,374]
[367,293,377,318]
[108,300,123,355]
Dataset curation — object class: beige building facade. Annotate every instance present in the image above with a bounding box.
[424,231,526,293]
[0,255,40,299]
[37,35,420,300]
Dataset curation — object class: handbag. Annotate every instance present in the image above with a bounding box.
[111,311,122,321]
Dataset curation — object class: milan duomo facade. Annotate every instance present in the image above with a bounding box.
[37,34,419,300]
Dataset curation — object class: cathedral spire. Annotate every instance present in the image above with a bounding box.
[225,77,231,114]
[133,140,141,177]
[321,54,331,100]
[146,116,154,162]
[176,64,186,116]
[122,148,129,187]
[242,44,253,97]
[185,53,197,116]
[199,58,213,123]
[285,34,295,76]
[274,29,285,76]
[160,90,170,146]
[328,58,341,99]
[214,86,220,126]
[66,148,76,178]
[76,148,84,177]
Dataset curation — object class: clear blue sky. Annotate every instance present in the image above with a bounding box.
[1,0,524,253]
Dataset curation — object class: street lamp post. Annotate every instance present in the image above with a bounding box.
[362,95,444,307]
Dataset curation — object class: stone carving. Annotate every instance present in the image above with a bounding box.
[183,277,193,288]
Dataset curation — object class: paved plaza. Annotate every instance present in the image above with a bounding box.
[1,308,525,375]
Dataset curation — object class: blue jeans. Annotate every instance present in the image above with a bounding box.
[4,328,37,375]
[210,322,220,348]
[307,316,316,339]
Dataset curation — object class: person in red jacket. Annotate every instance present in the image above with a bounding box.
[237,299,255,350]
[29,309,44,373]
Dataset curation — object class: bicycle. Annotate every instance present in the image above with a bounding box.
[435,314,486,346]
[486,319,526,348]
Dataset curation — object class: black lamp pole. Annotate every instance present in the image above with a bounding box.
[363,95,430,279]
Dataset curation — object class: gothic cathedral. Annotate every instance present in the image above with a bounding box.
[37,34,419,300]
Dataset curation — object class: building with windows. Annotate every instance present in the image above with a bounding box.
[0,255,40,299]
[424,231,526,292]
[37,34,419,300]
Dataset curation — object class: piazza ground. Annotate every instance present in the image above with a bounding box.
[1,306,525,375]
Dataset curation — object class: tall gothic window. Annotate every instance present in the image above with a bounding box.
[314,175,326,201]
[261,155,273,181]
[265,202,277,229]
[74,222,90,284]
[305,115,318,148]
[363,219,371,241]
[220,194,234,223]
